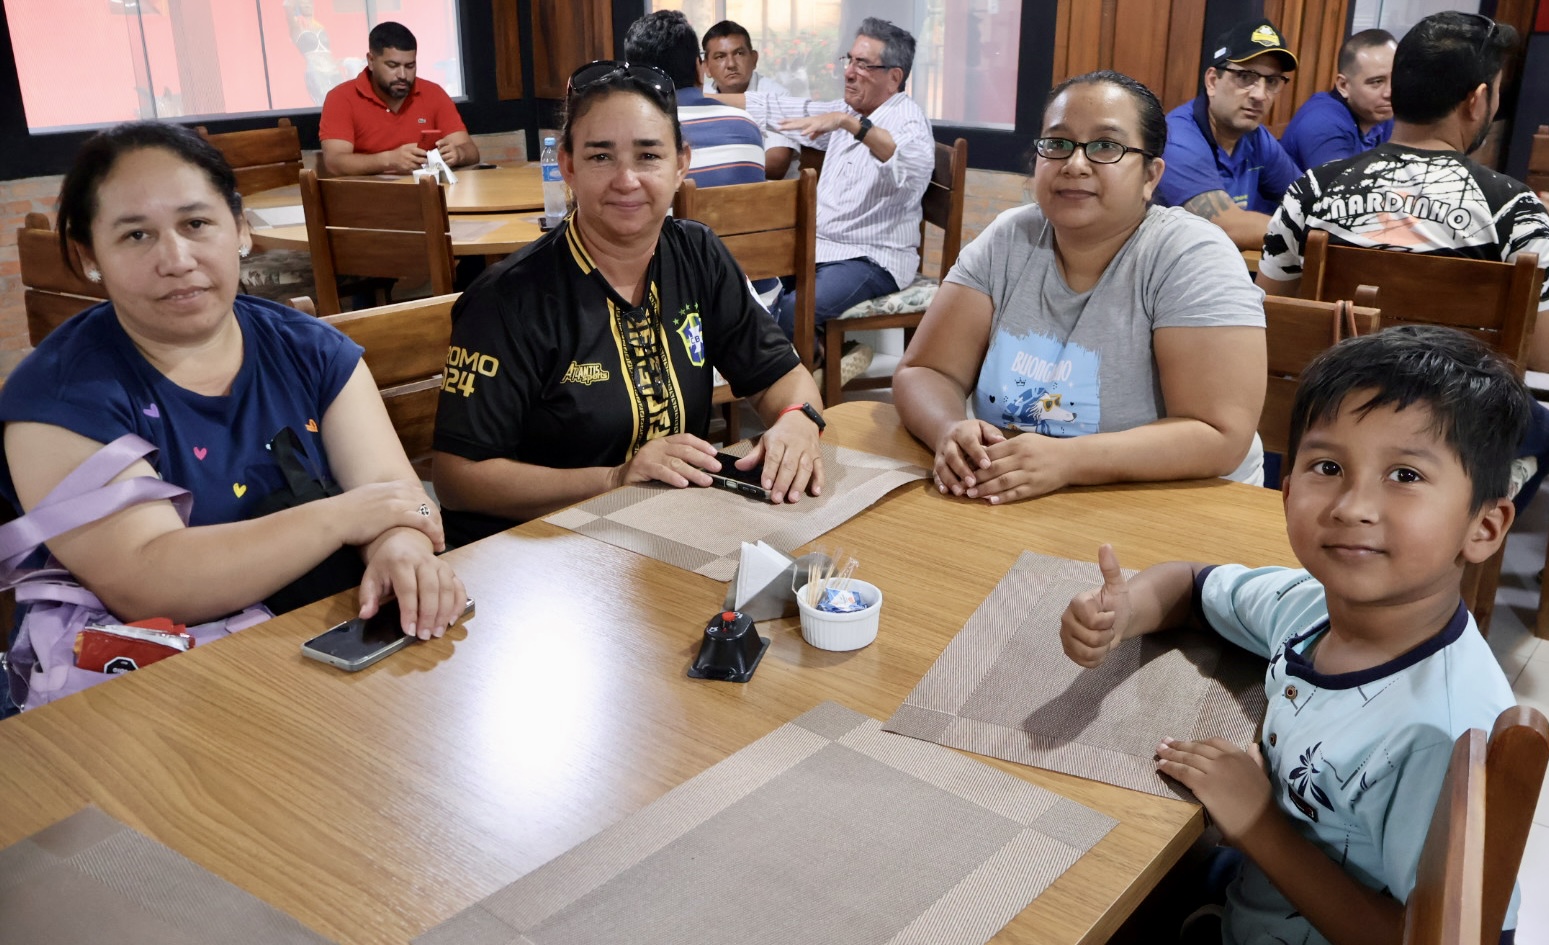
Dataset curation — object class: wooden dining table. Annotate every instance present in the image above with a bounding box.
[246,164,546,258]
[0,401,1297,945]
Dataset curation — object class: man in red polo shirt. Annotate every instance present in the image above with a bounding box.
[319,21,478,176]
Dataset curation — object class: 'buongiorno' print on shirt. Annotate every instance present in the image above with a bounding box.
[973,328,1100,437]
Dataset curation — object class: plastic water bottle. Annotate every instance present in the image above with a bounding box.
[541,137,567,228]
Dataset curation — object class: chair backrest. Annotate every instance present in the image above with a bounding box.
[1480,706,1549,939]
[299,168,455,316]
[673,168,819,367]
[1260,295,1381,455]
[198,118,303,196]
[1404,728,1486,945]
[1299,228,1542,374]
[1527,124,1549,195]
[321,293,458,464]
[921,138,969,281]
[1403,705,1549,945]
[16,212,108,344]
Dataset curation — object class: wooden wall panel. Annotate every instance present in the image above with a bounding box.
[1263,0,1349,129]
[1111,0,1170,96]
[1163,0,1209,108]
[492,0,523,101]
[1053,0,1208,110]
[532,0,614,101]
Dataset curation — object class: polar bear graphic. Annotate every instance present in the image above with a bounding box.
[1002,387,1077,435]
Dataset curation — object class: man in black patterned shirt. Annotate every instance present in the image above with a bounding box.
[1257,11,1549,369]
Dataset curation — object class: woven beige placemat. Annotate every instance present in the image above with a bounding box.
[544,443,927,581]
[416,702,1116,945]
[0,806,333,944]
[884,552,1268,800]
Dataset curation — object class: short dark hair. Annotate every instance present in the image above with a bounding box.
[1287,325,1533,510]
[1337,28,1395,76]
[561,74,685,156]
[368,21,417,55]
[1037,70,1167,162]
[857,17,915,85]
[1391,12,1516,125]
[56,121,242,274]
[702,19,753,53]
[624,10,700,91]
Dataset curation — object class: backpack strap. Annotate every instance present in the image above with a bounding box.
[33,434,163,508]
[0,435,194,586]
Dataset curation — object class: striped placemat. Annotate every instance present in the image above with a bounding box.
[417,702,1115,945]
[884,551,1268,799]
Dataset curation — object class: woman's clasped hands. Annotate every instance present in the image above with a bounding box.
[932,419,1074,504]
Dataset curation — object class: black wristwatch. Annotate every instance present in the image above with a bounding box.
[853,116,873,142]
[783,402,826,435]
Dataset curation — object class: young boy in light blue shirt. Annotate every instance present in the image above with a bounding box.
[1061,324,1527,945]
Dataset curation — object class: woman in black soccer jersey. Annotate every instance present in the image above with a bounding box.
[431,62,826,546]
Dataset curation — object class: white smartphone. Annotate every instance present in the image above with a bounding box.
[300,597,474,671]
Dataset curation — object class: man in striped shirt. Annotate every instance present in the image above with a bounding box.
[715,18,935,350]
[625,11,767,190]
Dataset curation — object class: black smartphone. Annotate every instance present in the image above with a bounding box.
[300,597,474,672]
[706,451,769,501]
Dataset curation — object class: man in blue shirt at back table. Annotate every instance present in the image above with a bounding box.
[1281,29,1396,172]
[1155,19,1302,251]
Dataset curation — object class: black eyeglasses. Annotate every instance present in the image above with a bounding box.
[1218,65,1290,93]
[1034,137,1155,165]
[840,54,895,73]
[566,60,676,102]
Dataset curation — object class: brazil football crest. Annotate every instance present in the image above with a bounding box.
[677,305,706,367]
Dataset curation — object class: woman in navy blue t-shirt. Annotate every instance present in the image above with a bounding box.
[0,122,465,639]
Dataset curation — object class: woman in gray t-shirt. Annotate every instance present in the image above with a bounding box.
[895,71,1266,504]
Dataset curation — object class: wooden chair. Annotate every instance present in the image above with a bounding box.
[299,168,455,317]
[1402,705,1549,945]
[673,169,819,442]
[1299,228,1544,633]
[821,137,968,408]
[1299,229,1540,371]
[197,118,303,196]
[16,211,106,344]
[320,293,458,476]
[198,119,320,304]
[1259,294,1381,456]
[1526,124,1549,197]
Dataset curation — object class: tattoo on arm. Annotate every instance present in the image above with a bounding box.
[1184,190,1238,222]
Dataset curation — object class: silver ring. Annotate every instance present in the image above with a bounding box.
[418,503,431,517]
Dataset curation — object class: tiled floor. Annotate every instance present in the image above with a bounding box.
[1485,489,1549,944]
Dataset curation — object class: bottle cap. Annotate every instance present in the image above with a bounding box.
[543,136,556,146]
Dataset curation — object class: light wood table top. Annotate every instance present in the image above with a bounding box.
[0,401,1296,945]
[246,165,546,257]
[250,165,544,213]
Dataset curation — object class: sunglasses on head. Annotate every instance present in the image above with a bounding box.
[566,60,676,102]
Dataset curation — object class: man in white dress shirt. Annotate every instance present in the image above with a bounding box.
[701,20,800,180]
[715,17,935,352]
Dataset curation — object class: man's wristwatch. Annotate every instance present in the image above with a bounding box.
[853,116,873,142]
[780,402,826,435]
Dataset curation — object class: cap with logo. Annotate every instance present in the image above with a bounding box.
[1211,19,1299,72]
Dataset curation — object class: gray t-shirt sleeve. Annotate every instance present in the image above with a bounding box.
[1138,209,1266,330]
[944,204,1038,301]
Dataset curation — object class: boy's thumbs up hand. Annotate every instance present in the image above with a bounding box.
[1060,543,1131,668]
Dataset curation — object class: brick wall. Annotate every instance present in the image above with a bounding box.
[0,139,1026,354]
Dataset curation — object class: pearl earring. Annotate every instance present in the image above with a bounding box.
[85,268,102,283]
[239,246,251,259]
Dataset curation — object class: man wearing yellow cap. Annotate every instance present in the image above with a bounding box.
[1154,19,1301,250]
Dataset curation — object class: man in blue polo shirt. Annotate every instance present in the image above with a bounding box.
[1155,19,1302,250]
[1281,29,1396,172]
